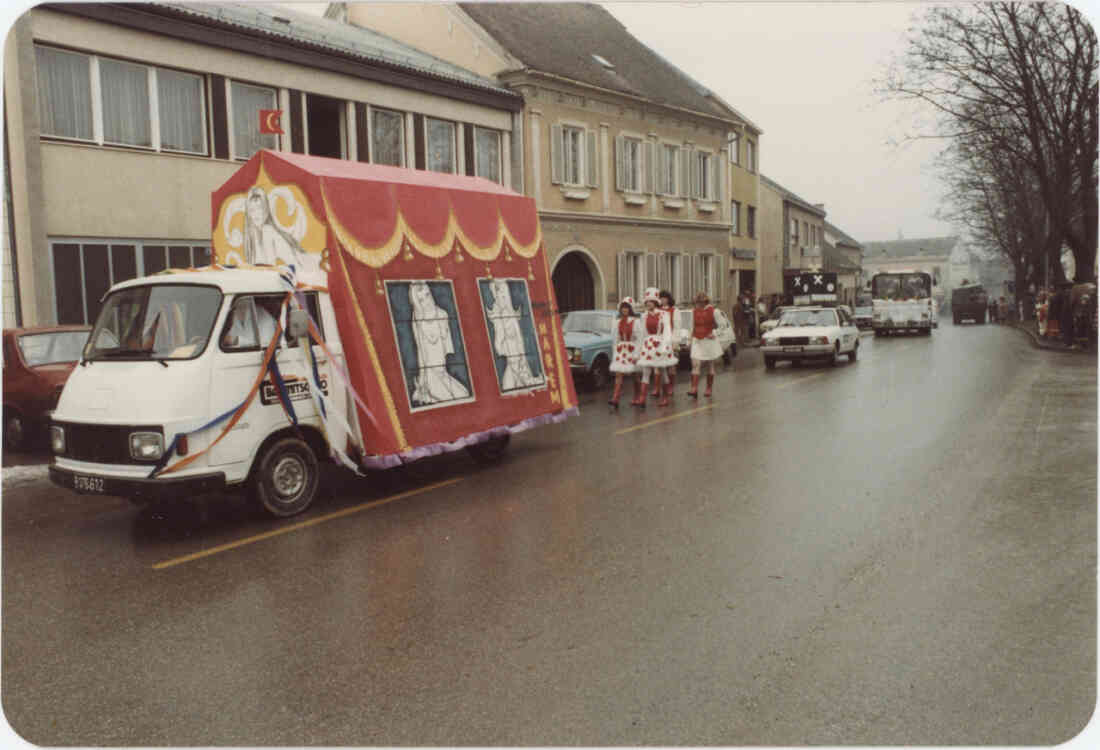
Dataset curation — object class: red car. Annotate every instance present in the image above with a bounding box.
[3,325,91,451]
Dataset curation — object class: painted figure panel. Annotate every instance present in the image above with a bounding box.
[478,278,545,394]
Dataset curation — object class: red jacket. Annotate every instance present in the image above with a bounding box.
[692,306,716,339]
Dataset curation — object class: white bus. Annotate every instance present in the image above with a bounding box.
[870,271,935,336]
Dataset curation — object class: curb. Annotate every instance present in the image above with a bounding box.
[1008,322,1092,355]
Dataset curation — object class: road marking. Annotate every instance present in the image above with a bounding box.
[152,477,464,570]
[615,404,716,435]
[776,372,829,389]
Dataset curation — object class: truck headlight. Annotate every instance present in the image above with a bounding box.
[49,425,65,454]
[130,432,164,461]
[763,337,778,348]
[810,336,829,345]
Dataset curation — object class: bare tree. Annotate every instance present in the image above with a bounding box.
[880,2,1097,283]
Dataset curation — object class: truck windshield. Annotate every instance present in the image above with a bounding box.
[85,284,223,361]
[778,309,838,327]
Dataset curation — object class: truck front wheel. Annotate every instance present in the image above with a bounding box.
[251,437,320,517]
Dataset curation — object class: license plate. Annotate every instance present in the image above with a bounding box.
[73,474,105,493]
[783,346,803,352]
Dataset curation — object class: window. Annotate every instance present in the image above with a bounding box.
[700,254,717,300]
[668,254,683,301]
[35,46,93,141]
[371,107,405,167]
[100,58,151,147]
[231,80,277,160]
[50,239,210,325]
[659,144,679,195]
[747,206,756,238]
[933,266,942,285]
[791,218,800,248]
[619,252,645,301]
[746,139,756,172]
[474,126,502,184]
[221,295,282,351]
[729,132,740,165]
[694,151,716,200]
[425,117,456,173]
[802,222,809,248]
[731,201,741,235]
[550,124,597,188]
[618,136,643,192]
[35,45,207,154]
[157,68,206,153]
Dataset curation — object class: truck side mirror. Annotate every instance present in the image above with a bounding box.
[287,308,311,340]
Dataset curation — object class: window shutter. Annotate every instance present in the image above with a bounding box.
[550,124,562,185]
[656,146,668,196]
[644,141,654,194]
[690,151,700,199]
[692,254,702,298]
[646,252,658,290]
[657,253,668,291]
[681,146,693,198]
[617,251,627,300]
[615,135,625,192]
[586,130,598,188]
[710,155,720,201]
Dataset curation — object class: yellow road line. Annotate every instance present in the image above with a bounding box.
[776,372,829,389]
[153,477,464,570]
[615,404,716,435]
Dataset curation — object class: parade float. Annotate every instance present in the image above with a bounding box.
[49,151,577,516]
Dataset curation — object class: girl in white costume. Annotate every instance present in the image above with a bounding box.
[687,291,723,398]
[608,297,642,409]
[635,288,677,408]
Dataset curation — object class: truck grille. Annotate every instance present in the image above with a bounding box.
[53,422,163,464]
[778,337,810,345]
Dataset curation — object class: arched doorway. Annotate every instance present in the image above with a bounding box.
[552,251,596,312]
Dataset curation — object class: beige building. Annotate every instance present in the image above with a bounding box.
[758,175,827,297]
[823,221,863,306]
[3,2,521,327]
[336,2,761,314]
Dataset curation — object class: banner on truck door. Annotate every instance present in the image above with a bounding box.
[212,151,577,465]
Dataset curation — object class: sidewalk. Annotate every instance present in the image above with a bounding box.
[1007,318,1095,354]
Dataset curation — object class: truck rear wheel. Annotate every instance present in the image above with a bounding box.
[251,437,320,518]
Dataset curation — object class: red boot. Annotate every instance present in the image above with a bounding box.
[688,375,699,398]
[665,377,674,401]
[649,372,662,399]
[631,379,647,408]
[704,373,714,397]
[608,379,623,408]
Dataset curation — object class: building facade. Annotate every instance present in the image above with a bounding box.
[338,2,759,314]
[758,175,827,294]
[4,2,521,327]
[823,220,864,305]
[727,123,763,300]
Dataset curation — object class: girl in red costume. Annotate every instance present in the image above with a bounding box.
[608,297,642,409]
[635,288,676,408]
[688,291,722,398]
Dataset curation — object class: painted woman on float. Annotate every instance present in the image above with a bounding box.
[657,289,677,402]
[409,281,470,405]
[243,186,309,267]
[635,287,677,408]
[687,290,722,399]
[608,296,642,409]
[487,278,540,390]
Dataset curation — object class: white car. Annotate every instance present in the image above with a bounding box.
[674,308,736,365]
[760,306,797,335]
[760,306,860,369]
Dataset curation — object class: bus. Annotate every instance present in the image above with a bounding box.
[870,271,935,336]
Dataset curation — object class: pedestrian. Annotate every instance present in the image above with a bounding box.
[1060,284,1075,347]
[744,290,757,339]
[1037,291,1048,336]
[687,291,722,398]
[635,288,676,408]
[608,297,642,409]
[988,296,999,323]
[658,290,678,401]
[1048,287,1063,339]
[732,296,748,346]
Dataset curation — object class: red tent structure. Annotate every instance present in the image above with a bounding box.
[212,150,578,467]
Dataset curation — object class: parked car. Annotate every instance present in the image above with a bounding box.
[673,307,736,367]
[760,306,860,368]
[562,309,617,389]
[3,325,91,451]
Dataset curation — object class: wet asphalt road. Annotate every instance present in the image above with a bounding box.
[2,322,1095,745]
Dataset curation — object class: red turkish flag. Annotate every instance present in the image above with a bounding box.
[259,109,284,135]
